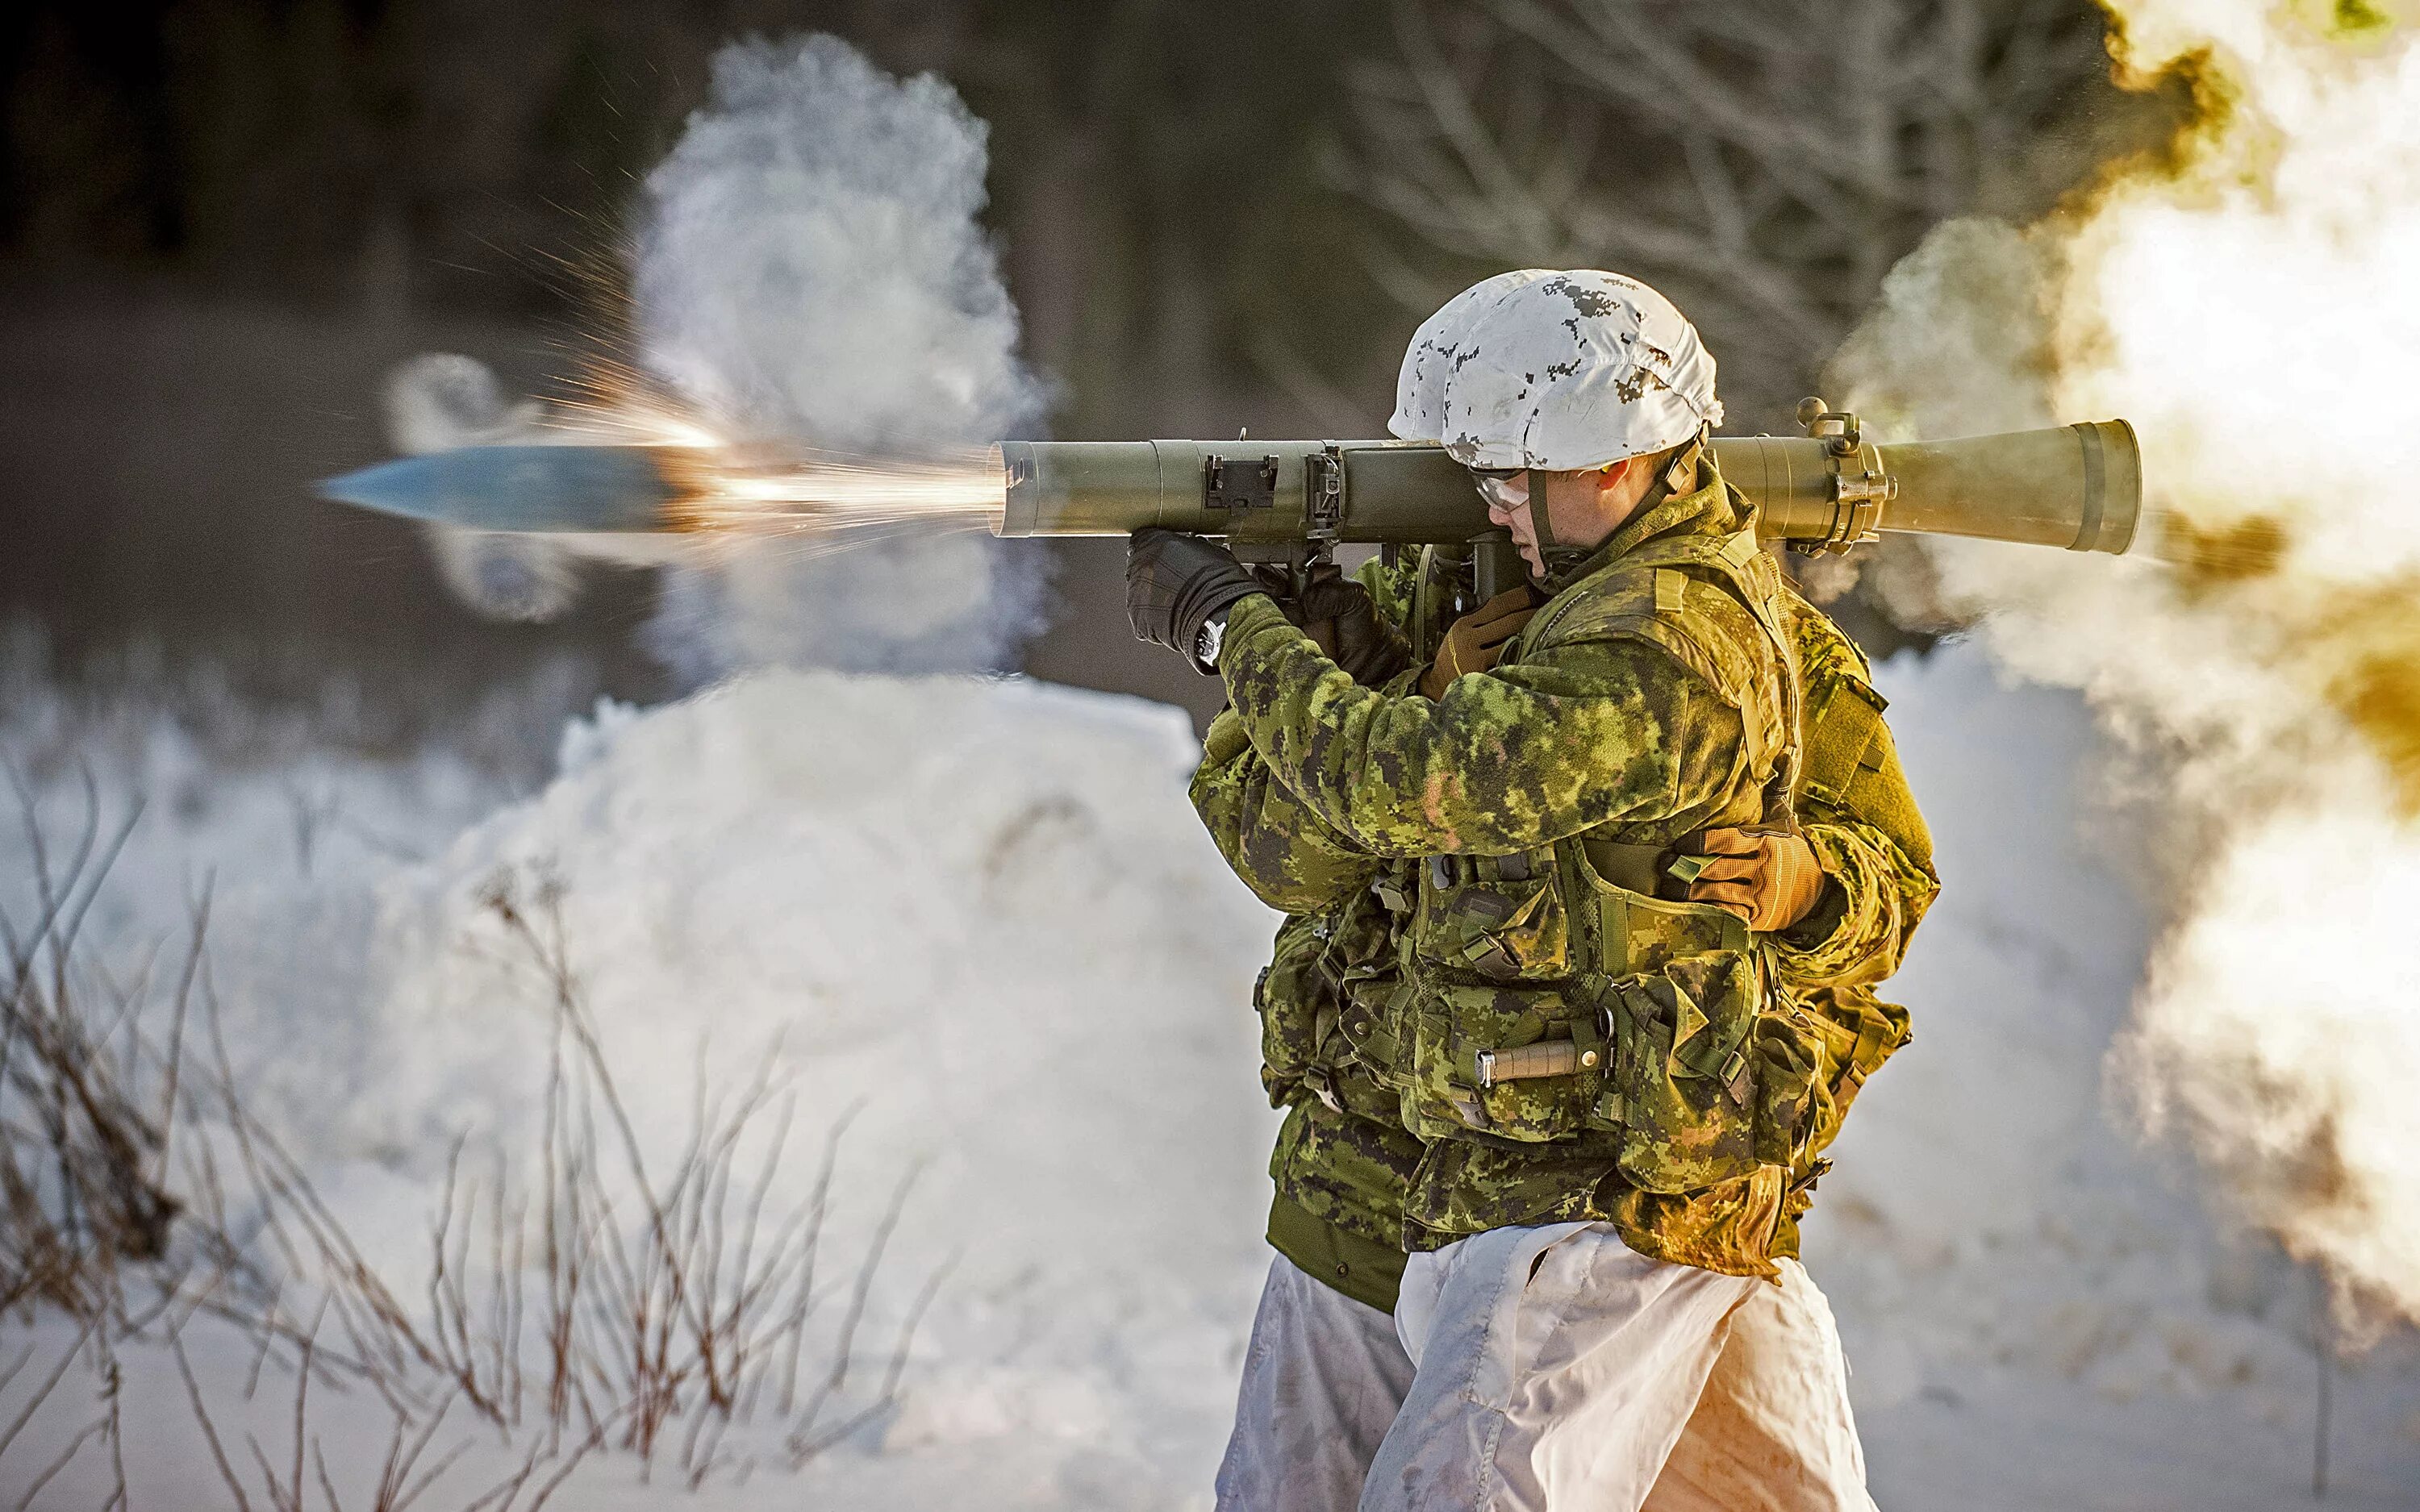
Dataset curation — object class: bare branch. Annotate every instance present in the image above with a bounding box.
[169,1322,257,1512]
[1338,0,2113,403]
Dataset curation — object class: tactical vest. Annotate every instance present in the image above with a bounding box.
[1392,519,1836,1200]
[1255,877,1412,1120]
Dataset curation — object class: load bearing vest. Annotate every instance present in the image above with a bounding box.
[1254,880,1411,1114]
[1396,523,1833,1195]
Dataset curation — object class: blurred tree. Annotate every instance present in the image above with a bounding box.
[162,0,386,286]
[949,0,1408,436]
[1330,0,2134,426]
[3,18,165,261]
[0,0,1415,435]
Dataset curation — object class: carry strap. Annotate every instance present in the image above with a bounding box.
[1409,545,1444,664]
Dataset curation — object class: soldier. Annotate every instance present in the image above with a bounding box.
[1131,271,1936,1510]
[1188,571,1934,1512]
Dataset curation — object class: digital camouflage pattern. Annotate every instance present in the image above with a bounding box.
[1191,507,1937,1297]
[1190,552,1427,923]
[1191,556,1431,1310]
[1214,464,1937,1278]
[1218,557,1754,861]
[1763,594,1938,1250]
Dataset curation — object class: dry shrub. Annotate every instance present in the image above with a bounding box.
[0,769,940,1507]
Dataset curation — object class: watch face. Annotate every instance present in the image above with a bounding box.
[1195,618,1225,666]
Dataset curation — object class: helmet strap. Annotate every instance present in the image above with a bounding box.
[1526,429,1711,585]
[1630,427,1709,521]
[1525,473,1557,552]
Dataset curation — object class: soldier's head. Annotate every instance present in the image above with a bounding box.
[1392,270,1721,579]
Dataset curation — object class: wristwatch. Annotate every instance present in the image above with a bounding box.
[1194,610,1229,671]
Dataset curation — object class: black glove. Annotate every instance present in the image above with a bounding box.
[1126,528,1264,672]
[1293,563,1412,685]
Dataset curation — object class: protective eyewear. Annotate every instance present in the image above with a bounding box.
[1467,467,1529,514]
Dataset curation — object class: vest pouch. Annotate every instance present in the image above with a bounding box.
[1750,1003,1825,1169]
[1794,990,1909,1163]
[1577,853,1746,978]
[1404,980,1605,1142]
[1411,851,1569,981]
[1333,977,1412,1096]
[1254,898,1392,1110]
[1608,952,1765,1193]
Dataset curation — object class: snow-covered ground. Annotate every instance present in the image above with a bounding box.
[2,638,2416,1508]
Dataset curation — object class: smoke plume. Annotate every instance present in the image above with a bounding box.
[630,35,1047,679]
[1830,0,2420,1326]
[635,35,1037,452]
[403,35,1050,677]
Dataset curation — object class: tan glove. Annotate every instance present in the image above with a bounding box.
[1687,827,1826,932]
[1420,585,1542,700]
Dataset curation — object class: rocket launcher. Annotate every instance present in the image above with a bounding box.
[996,401,2135,601]
[1001,404,2137,559]
[316,400,2138,589]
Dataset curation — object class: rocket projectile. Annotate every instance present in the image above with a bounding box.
[315,445,683,533]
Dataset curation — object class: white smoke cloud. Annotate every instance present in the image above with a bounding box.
[630,35,1049,680]
[1825,220,2057,443]
[401,35,1051,677]
[635,35,1037,452]
[1832,2,2420,1326]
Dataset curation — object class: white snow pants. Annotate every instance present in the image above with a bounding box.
[1361,1222,1877,1512]
[1216,1255,1419,1512]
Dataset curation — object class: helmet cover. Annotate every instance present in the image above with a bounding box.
[1388,269,1550,443]
[1426,270,1722,471]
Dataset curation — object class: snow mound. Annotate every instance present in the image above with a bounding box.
[2,666,1281,1508]
[360,673,1281,1502]
[4,648,2417,1509]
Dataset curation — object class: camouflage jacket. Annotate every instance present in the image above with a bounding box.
[1215,470,1936,1277]
[1191,556,1429,1311]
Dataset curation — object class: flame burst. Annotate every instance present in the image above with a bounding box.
[547,368,1010,543]
[664,446,1009,536]
[1848,0,2420,1324]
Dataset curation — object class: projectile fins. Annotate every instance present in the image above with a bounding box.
[314,444,682,534]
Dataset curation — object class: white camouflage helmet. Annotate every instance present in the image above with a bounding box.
[1425,270,1723,471]
[1388,269,1550,443]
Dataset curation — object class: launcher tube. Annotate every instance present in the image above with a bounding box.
[998,422,2140,556]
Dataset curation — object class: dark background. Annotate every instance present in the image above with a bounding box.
[0,0,2165,740]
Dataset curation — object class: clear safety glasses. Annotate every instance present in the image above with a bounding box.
[1467,467,1529,514]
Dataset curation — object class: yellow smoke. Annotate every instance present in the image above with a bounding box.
[1846,0,2420,1324]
